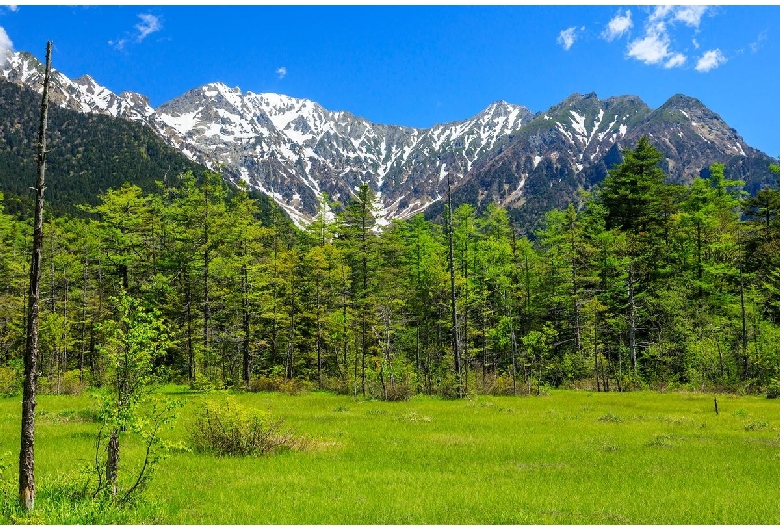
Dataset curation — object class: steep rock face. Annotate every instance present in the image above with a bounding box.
[151,84,533,224]
[1,52,154,120]
[451,92,777,230]
[2,50,776,228]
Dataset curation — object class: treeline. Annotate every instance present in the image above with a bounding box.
[1,137,780,398]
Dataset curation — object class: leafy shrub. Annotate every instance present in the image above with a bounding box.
[320,376,350,395]
[249,375,311,395]
[39,370,88,395]
[0,366,20,397]
[188,374,215,393]
[767,379,780,399]
[383,380,413,401]
[189,398,306,457]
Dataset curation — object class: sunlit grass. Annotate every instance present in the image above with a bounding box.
[1,388,778,523]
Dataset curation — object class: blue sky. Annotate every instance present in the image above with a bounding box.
[0,5,778,157]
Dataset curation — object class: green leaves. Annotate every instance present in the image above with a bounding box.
[598,136,669,234]
[97,293,171,424]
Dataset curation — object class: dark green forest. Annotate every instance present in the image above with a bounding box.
[2,135,780,399]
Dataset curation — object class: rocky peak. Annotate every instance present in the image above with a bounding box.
[1,47,775,229]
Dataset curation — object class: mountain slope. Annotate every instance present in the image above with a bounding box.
[151,83,533,225]
[0,77,209,218]
[447,92,777,230]
[2,50,777,229]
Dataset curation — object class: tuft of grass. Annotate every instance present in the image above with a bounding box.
[400,410,432,423]
[743,419,770,431]
[598,412,623,423]
[646,433,676,447]
[600,441,620,452]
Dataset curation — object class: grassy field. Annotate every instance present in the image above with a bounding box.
[1,388,779,524]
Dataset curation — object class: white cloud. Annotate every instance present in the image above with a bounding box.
[627,23,671,65]
[673,6,709,28]
[664,53,687,69]
[695,49,726,72]
[111,12,162,51]
[0,26,13,67]
[600,5,728,72]
[109,38,127,51]
[602,9,632,42]
[276,66,287,79]
[7,5,17,12]
[557,26,577,51]
[649,5,674,23]
[135,13,161,42]
[750,30,767,53]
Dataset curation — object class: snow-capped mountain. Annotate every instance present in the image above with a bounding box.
[151,82,532,225]
[2,50,776,228]
[449,91,775,230]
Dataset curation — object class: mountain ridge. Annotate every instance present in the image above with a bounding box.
[2,49,776,228]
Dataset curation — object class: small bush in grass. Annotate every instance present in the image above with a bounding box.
[0,365,20,397]
[383,380,413,401]
[598,412,623,423]
[767,379,780,399]
[647,433,676,447]
[249,375,311,395]
[744,419,770,431]
[189,398,307,457]
[39,370,88,395]
[189,374,216,393]
[320,376,350,395]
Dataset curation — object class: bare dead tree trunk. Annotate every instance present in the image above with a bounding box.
[19,41,52,512]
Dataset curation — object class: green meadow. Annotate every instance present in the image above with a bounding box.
[1,388,779,524]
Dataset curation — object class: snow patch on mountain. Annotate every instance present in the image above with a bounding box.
[2,50,766,228]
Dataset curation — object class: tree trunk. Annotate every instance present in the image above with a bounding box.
[569,214,582,356]
[203,246,210,377]
[242,262,251,389]
[80,248,88,381]
[186,275,194,381]
[627,259,637,376]
[315,273,322,387]
[360,204,368,398]
[19,41,52,512]
[594,314,601,392]
[106,429,119,497]
[739,234,748,379]
[446,170,462,397]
